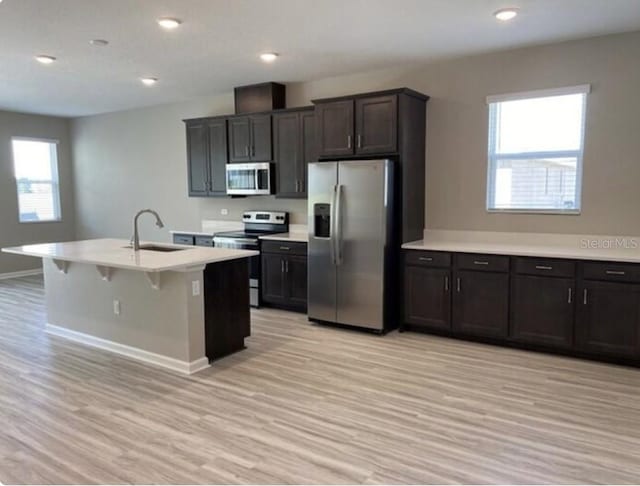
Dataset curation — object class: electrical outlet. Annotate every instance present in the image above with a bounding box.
[220,208,228,216]
[192,280,201,296]
[113,300,121,316]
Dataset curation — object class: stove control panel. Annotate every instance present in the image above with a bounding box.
[242,211,288,224]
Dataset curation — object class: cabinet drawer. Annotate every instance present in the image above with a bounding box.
[582,261,640,283]
[262,240,307,256]
[195,236,213,247]
[456,253,509,273]
[173,234,195,245]
[404,250,451,268]
[514,257,575,278]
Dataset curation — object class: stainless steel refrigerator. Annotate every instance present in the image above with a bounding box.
[307,159,395,332]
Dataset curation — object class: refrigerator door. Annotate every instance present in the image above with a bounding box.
[307,162,338,323]
[336,160,393,330]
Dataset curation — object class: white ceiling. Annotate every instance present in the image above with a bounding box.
[1,0,640,117]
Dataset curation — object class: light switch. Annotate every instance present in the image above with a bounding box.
[220,208,228,215]
[113,300,121,315]
[192,280,201,296]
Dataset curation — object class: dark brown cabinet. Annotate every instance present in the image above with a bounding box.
[273,108,316,198]
[228,114,272,163]
[576,281,640,358]
[185,118,228,197]
[355,95,398,154]
[453,269,509,338]
[261,241,308,312]
[404,265,451,331]
[315,100,354,157]
[510,275,575,348]
[315,94,398,158]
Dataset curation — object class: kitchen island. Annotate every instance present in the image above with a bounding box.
[2,238,257,374]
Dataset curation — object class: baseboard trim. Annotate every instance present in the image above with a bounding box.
[0,268,43,280]
[45,323,210,375]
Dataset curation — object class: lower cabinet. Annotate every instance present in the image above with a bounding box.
[403,249,640,365]
[261,241,308,312]
[452,269,509,338]
[510,275,575,348]
[576,280,640,358]
[404,265,451,331]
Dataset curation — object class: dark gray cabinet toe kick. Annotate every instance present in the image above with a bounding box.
[403,250,640,366]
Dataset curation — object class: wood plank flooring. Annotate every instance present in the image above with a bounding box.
[1,275,640,484]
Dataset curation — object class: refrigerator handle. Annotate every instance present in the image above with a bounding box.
[335,184,343,266]
[329,184,338,265]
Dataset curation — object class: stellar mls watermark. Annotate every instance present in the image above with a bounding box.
[580,238,639,250]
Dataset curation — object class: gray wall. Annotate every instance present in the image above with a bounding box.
[72,31,640,241]
[0,111,75,274]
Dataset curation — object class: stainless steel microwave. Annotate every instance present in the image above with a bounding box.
[226,162,273,196]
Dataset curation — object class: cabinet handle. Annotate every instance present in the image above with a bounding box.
[583,288,588,305]
[568,287,572,304]
[473,260,489,266]
[605,270,625,275]
[419,257,433,262]
[347,135,352,149]
[535,265,553,270]
[279,246,290,251]
[285,260,289,273]
[456,277,461,293]
[281,260,285,273]
[357,134,362,148]
[444,276,449,292]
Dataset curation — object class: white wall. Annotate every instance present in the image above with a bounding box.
[71,31,640,241]
[0,111,75,274]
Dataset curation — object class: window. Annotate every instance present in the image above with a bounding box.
[486,85,589,213]
[12,138,62,223]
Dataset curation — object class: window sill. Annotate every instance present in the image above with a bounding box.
[19,219,63,224]
[487,209,581,216]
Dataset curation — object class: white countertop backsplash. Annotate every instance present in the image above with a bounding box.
[402,230,640,263]
[170,220,244,237]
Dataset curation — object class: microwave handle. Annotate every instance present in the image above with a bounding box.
[254,169,259,191]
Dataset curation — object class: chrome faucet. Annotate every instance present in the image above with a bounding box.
[131,209,165,251]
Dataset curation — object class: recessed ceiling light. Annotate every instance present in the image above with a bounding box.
[157,17,182,29]
[35,55,56,64]
[494,8,518,21]
[90,39,109,47]
[259,52,278,63]
[140,77,158,86]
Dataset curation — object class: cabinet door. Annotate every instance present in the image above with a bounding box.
[510,275,574,348]
[300,110,316,196]
[186,122,209,196]
[316,100,354,157]
[261,253,286,305]
[250,114,272,161]
[404,266,451,331]
[273,112,300,198]
[453,270,509,338]
[576,281,640,358]
[286,255,308,310]
[207,119,228,196]
[355,95,398,154]
[228,117,251,162]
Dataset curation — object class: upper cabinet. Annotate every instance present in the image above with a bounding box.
[273,108,316,198]
[185,118,228,197]
[228,114,272,163]
[314,93,399,157]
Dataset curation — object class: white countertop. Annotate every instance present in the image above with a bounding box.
[402,230,640,263]
[259,231,308,243]
[2,238,258,272]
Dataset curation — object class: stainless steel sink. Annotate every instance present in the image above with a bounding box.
[123,244,187,253]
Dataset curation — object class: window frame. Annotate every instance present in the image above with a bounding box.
[486,85,590,215]
[12,136,63,224]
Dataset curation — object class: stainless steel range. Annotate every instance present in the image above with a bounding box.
[213,211,289,307]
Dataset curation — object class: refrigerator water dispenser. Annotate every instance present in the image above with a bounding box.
[313,203,331,238]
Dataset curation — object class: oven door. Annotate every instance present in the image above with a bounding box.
[226,163,272,195]
[213,237,260,306]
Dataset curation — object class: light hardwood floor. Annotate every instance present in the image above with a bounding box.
[1,275,640,484]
